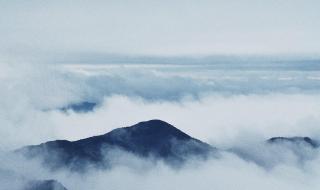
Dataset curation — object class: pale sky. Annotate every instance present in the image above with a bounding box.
[0,0,320,56]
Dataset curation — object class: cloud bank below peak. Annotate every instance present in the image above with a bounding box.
[1,59,320,190]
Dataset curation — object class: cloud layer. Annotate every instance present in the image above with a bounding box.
[1,61,320,190]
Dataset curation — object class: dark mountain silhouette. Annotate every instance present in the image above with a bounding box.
[267,136,319,148]
[17,120,215,171]
[0,168,67,190]
[227,136,320,169]
[60,101,97,113]
[24,179,67,190]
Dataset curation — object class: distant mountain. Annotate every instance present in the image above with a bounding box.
[24,179,67,190]
[60,101,97,113]
[17,120,215,171]
[0,168,67,190]
[227,136,319,168]
[267,136,319,148]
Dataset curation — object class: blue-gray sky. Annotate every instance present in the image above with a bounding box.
[0,0,320,56]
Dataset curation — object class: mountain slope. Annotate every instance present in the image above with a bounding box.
[17,120,215,171]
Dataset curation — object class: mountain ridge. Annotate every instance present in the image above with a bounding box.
[17,119,215,171]
[267,136,319,148]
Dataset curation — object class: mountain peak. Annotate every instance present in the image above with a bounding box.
[267,136,319,148]
[124,119,180,133]
[17,120,215,171]
[108,119,192,141]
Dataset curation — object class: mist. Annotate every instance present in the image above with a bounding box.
[1,0,320,188]
[1,60,320,189]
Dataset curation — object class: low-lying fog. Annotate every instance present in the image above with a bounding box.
[1,60,320,190]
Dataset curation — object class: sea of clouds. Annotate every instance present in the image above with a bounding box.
[1,59,320,190]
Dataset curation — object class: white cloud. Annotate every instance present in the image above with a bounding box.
[1,62,320,149]
[1,61,320,189]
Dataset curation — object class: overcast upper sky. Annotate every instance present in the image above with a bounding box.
[0,0,320,56]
